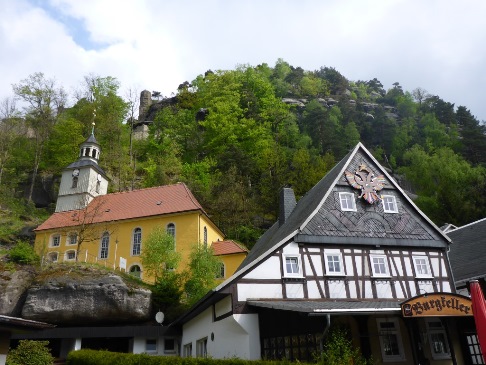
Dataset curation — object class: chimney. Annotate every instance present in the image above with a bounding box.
[279,187,296,226]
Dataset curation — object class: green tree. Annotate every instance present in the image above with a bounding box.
[6,340,54,365]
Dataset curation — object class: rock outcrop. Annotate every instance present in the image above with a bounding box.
[0,268,36,316]
[21,272,152,325]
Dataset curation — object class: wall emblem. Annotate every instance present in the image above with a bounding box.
[344,164,385,204]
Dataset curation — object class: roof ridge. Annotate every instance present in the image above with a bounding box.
[98,183,187,197]
[447,217,486,233]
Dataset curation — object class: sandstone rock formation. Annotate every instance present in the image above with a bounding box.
[0,269,35,316]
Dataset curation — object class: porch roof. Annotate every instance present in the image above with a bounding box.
[247,299,402,315]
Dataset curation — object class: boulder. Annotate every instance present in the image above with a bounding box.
[22,272,152,325]
[0,269,35,316]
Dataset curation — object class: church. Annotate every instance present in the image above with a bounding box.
[34,130,247,282]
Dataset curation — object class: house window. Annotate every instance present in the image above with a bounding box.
[51,234,61,247]
[284,255,302,277]
[96,180,101,193]
[167,223,175,240]
[413,256,433,278]
[339,192,356,211]
[370,254,390,277]
[100,232,109,259]
[196,337,208,358]
[203,226,208,247]
[382,195,398,213]
[145,339,157,353]
[48,252,58,262]
[465,334,485,364]
[65,250,76,261]
[67,232,78,246]
[132,228,142,256]
[183,343,192,357]
[71,176,78,188]
[377,318,405,362]
[164,339,176,353]
[427,320,451,360]
[129,265,141,279]
[216,262,225,279]
[324,250,345,275]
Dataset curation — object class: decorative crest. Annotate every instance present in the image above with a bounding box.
[344,164,386,204]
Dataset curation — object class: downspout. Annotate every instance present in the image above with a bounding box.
[319,314,331,353]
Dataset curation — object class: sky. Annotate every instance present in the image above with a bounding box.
[1,0,486,121]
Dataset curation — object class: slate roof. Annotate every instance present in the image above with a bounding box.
[35,183,206,231]
[212,240,248,256]
[447,217,486,286]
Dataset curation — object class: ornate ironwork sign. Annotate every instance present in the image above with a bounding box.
[344,164,385,204]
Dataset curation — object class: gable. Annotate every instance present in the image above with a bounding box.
[298,149,444,247]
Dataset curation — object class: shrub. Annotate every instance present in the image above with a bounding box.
[318,327,373,365]
[6,340,54,365]
[8,241,40,265]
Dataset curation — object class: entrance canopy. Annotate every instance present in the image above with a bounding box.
[248,299,401,315]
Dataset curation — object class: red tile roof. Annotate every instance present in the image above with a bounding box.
[36,183,205,231]
[212,240,248,256]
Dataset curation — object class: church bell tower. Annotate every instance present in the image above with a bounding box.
[55,125,109,212]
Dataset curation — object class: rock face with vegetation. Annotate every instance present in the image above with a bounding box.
[0,268,35,316]
[21,266,152,325]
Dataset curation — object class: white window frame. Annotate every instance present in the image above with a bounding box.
[183,343,192,357]
[48,252,59,262]
[51,234,61,247]
[196,337,208,358]
[145,338,157,353]
[324,250,345,276]
[132,227,142,256]
[377,318,406,362]
[64,250,76,261]
[67,232,78,246]
[100,232,109,259]
[283,254,302,278]
[413,255,433,279]
[370,254,390,278]
[339,192,357,212]
[426,319,451,360]
[382,195,398,213]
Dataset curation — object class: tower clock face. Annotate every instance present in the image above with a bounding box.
[72,169,80,177]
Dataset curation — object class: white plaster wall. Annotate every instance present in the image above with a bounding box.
[285,283,304,298]
[328,280,347,298]
[238,283,282,301]
[375,281,393,298]
[243,256,281,280]
[305,255,323,276]
[344,255,354,275]
[215,296,232,317]
[182,307,260,360]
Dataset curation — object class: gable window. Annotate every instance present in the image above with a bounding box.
[413,255,433,278]
[382,195,398,213]
[339,192,356,211]
[324,250,345,276]
[145,339,157,353]
[370,254,390,277]
[51,234,61,247]
[100,232,109,259]
[129,264,141,279]
[132,228,142,256]
[377,318,405,362]
[196,337,208,358]
[427,320,451,360]
[67,232,78,246]
[284,255,302,277]
[65,250,76,261]
[71,176,78,188]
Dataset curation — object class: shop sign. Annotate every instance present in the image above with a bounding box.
[401,292,472,317]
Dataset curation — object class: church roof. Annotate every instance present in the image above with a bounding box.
[212,240,248,256]
[36,183,205,231]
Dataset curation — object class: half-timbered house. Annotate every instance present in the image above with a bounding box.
[175,142,477,364]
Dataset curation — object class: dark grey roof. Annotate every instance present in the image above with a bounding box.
[0,315,54,333]
[248,299,401,314]
[447,218,486,285]
[84,133,99,145]
[66,159,107,178]
[12,324,179,340]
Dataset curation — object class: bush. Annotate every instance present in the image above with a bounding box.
[6,340,54,365]
[318,327,373,365]
[8,241,40,265]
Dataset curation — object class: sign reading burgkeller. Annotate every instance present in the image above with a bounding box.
[401,293,473,317]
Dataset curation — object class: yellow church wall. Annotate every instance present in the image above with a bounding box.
[34,211,225,283]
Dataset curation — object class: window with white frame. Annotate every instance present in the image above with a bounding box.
[377,318,405,362]
[100,232,109,259]
[426,319,451,360]
[51,234,61,247]
[48,252,58,262]
[324,250,345,276]
[413,255,433,278]
[370,254,390,277]
[284,255,302,277]
[145,338,157,353]
[196,337,208,358]
[382,195,398,213]
[67,232,78,245]
[339,192,357,211]
[65,250,76,261]
[183,343,192,357]
[132,228,142,256]
[167,223,176,248]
